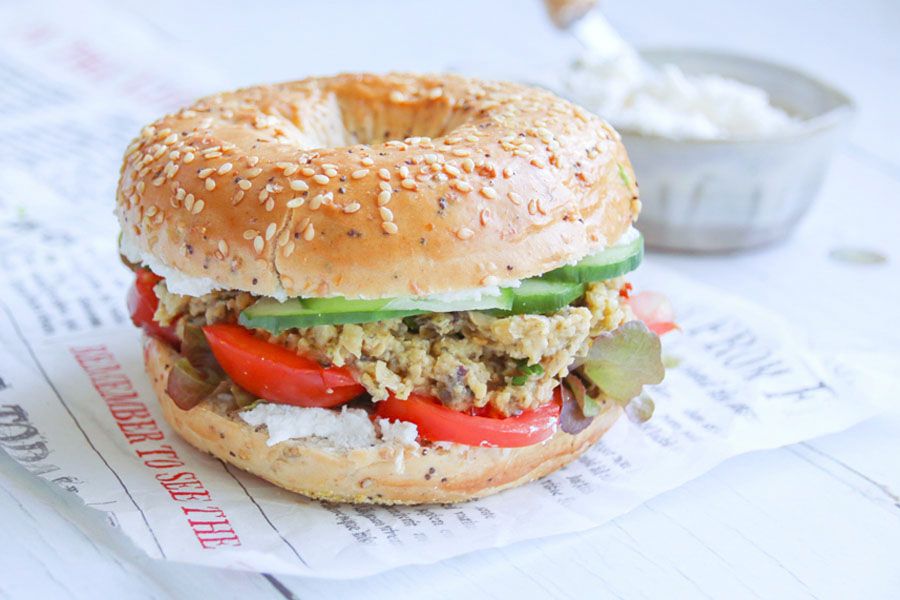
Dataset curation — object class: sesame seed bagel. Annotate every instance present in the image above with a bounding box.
[118,73,638,299]
[145,335,622,504]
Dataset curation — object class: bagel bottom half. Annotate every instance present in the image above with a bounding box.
[144,335,623,505]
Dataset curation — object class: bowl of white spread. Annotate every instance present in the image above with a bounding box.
[562,48,855,252]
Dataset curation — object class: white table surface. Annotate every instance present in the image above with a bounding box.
[2,0,899,598]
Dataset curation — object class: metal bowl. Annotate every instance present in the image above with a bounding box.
[618,48,855,252]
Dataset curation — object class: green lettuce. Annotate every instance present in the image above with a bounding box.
[582,321,665,405]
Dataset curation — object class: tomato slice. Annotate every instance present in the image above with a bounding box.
[202,323,363,408]
[375,390,561,448]
[628,291,678,336]
[128,269,180,347]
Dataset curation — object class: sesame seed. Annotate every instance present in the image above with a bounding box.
[253,235,264,254]
[183,152,195,163]
[218,162,233,175]
[265,198,275,211]
[247,167,263,178]
[377,190,392,206]
[461,158,475,173]
[530,158,545,168]
[198,167,215,178]
[456,227,474,240]
[324,168,338,178]
[265,222,277,240]
[480,209,491,226]
[361,157,374,166]
[232,190,245,205]
[321,163,338,170]
[428,87,443,99]
[152,176,164,187]
[163,133,178,145]
[283,241,296,257]
[313,174,329,185]
[465,134,479,143]
[401,178,417,190]
[399,166,410,178]
[452,148,471,157]
[343,202,361,213]
[290,179,309,191]
[379,206,394,221]
[303,222,315,241]
[191,199,205,214]
[351,169,369,179]
[282,164,298,176]
[389,90,405,102]
[238,179,252,190]
[145,206,158,217]
[480,186,497,200]
[286,197,305,208]
[218,240,229,256]
[378,168,391,181]
[452,180,472,193]
[301,167,315,176]
[184,194,195,211]
[508,191,523,205]
[243,229,258,240]
[175,187,186,200]
[378,181,392,192]
[444,164,461,177]
[309,194,325,210]
[205,178,216,191]
[247,156,260,167]
[528,199,538,215]
[204,151,223,159]
[382,221,399,234]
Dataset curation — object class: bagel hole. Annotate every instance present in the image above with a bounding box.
[279,92,475,149]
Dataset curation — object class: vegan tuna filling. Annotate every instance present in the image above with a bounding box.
[154,278,634,416]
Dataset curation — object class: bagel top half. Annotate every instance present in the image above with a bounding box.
[116,73,639,299]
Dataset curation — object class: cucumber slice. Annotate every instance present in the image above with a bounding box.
[505,279,585,314]
[239,288,515,331]
[542,233,643,283]
[385,287,513,312]
[239,297,423,331]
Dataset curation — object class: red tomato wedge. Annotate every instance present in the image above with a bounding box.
[628,291,679,336]
[375,390,562,448]
[127,269,180,347]
[202,323,363,408]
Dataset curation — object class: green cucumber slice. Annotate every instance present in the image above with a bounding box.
[385,287,513,312]
[239,288,515,331]
[239,298,423,331]
[542,233,643,283]
[505,279,585,314]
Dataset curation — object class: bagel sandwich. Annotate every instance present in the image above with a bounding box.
[117,73,669,505]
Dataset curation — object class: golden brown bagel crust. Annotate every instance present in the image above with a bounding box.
[145,336,622,504]
[118,73,639,299]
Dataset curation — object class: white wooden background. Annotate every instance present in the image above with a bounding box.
[2,0,899,598]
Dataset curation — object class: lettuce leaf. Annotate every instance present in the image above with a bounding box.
[582,321,665,405]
